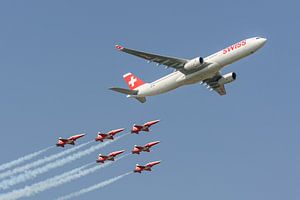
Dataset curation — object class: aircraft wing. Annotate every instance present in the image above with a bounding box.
[115,45,188,70]
[135,146,143,149]
[133,125,144,129]
[59,138,69,142]
[98,133,108,137]
[203,73,227,96]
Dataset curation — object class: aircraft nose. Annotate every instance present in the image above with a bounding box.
[261,37,267,45]
[255,37,267,48]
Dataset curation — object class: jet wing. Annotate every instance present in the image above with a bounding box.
[98,133,108,137]
[203,73,227,96]
[135,146,143,149]
[133,125,144,129]
[99,155,108,159]
[59,138,69,142]
[115,45,188,70]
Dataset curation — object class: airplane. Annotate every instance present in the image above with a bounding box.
[134,161,161,173]
[110,37,267,103]
[56,133,85,147]
[96,150,125,163]
[131,119,160,134]
[95,128,125,142]
[132,141,160,154]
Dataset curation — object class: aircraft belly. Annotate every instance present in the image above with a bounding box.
[183,63,221,84]
[153,81,181,95]
[138,73,182,96]
[136,64,221,96]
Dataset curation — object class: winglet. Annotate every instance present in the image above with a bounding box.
[115,44,124,50]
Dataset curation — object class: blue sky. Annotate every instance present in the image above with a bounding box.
[0,0,299,199]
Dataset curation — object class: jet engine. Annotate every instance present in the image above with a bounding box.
[218,72,236,85]
[183,57,204,71]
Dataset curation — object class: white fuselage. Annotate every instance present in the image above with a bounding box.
[135,37,266,97]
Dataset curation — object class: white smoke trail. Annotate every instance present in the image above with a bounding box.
[0,146,54,172]
[56,172,132,200]
[0,155,128,200]
[0,135,128,190]
[0,162,94,200]
[46,162,94,182]
[49,162,94,180]
[0,141,92,180]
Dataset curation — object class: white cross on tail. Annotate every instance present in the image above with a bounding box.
[129,76,137,87]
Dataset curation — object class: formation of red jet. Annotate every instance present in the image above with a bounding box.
[55,120,161,173]
[95,128,125,142]
[132,141,160,154]
[131,120,160,134]
[97,150,125,163]
[134,161,161,173]
[56,133,85,147]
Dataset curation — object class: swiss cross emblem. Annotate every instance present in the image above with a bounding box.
[129,76,137,87]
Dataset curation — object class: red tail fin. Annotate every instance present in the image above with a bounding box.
[123,73,145,90]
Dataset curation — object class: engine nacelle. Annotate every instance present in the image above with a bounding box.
[218,72,237,85]
[183,57,204,71]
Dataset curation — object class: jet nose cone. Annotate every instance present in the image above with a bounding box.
[261,38,267,45]
[257,37,267,47]
[255,37,267,49]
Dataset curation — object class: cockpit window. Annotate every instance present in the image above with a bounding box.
[256,37,260,39]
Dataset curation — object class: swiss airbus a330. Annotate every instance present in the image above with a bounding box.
[110,37,267,103]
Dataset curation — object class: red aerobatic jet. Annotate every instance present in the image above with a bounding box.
[132,141,160,154]
[131,120,160,134]
[56,133,85,147]
[134,161,161,173]
[95,128,125,142]
[96,150,125,163]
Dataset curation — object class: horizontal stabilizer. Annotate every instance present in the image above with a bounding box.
[109,87,138,95]
[135,97,146,103]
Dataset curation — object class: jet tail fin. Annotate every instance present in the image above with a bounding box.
[123,73,145,90]
[110,73,147,103]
